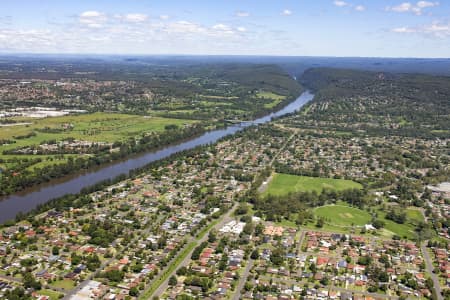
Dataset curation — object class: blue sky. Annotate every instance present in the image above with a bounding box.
[0,0,449,57]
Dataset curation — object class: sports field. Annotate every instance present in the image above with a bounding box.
[314,205,371,227]
[263,173,362,196]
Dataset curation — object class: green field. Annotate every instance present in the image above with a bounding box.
[37,289,63,300]
[263,173,362,196]
[314,205,371,227]
[0,112,194,144]
[0,112,195,173]
[256,91,286,109]
[379,208,425,239]
[49,279,75,290]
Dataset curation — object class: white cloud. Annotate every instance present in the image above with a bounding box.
[160,15,170,20]
[79,10,107,28]
[160,21,240,38]
[334,1,349,7]
[80,11,102,18]
[165,21,207,35]
[282,9,292,16]
[212,24,231,31]
[389,2,413,12]
[392,27,416,33]
[122,13,148,23]
[417,1,439,8]
[334,1,365,11]
[386,1,439,15]
[392,22,450,37]
[236,11,250,17]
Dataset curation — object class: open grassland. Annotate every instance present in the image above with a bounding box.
[0,113,194,153]
[256,91,286,109]
[379,207,425,239]
[0,113,195,174]
[314,204,372,226]
[263,173,362,196]
[0,112,194,145]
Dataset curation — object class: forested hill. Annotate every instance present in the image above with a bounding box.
[297,68,450,138]
[301,67,450,100]
[212,64,302,98]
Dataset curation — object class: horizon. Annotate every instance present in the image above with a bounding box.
[1,0,449,58]
[1,53,450,60]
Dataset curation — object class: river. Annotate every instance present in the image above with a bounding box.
[0,91,314,223]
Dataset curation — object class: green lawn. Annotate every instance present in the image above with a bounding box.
[263,173,362,196]
[377,208,425,240]
[37,289,63,300]
[256,91,286,109]
[314,205,372,227]
[256,91,285,101]
[49,279,76,290]
[406,208,424,223]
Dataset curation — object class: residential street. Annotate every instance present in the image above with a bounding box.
[232,259,254,300]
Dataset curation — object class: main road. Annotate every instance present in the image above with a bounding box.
[421,242,443,300]
[146,202,239,299]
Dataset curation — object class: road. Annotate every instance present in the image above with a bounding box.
[258,129,298,194]
[149,202,238,299]
[296,230,306,277]
[232,259,254,300]
[421,242,443,300]
[0,274,22,284]
[269,129,297,166]
[257,174,273,194]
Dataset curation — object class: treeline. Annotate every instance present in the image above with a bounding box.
[0,139,15,146]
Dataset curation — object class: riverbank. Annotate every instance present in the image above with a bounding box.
[0,91,314,223]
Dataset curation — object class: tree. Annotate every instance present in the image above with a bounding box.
[208,230,217,243]
[52,246,60,255]
[270,248,284,266]
[250,250,259,260]
[236,203,249,215]
[425,277,434,289]
[103,270,124,282]
[254,223,265,236]
[129,287,139,296]
[176,266,188,276]
[243,222,254,235]
[372,219,385,229]
[357,256,372,266]
[23,272,41,290]
[169,275,178,286]
[316,218,324,228]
